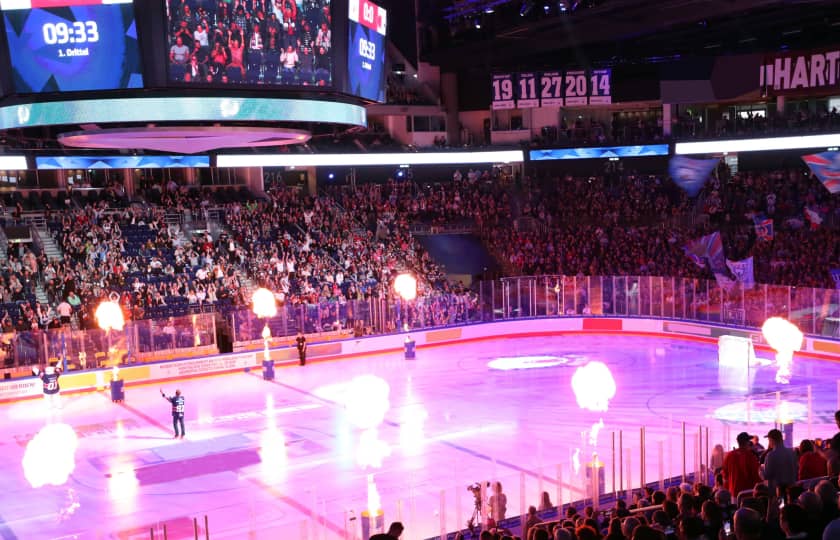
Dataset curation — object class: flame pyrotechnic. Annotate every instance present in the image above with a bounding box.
[345,375,391,430]
[23,424,78,488]
[571,361,616,412]
[393,273,417,301]
[367,474,382,515]
[761,317,803,385]
[589,418,605,446]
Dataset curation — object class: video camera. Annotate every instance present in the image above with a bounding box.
[467,481,489,496]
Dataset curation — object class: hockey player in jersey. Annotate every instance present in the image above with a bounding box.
[33,365,62,408]
[161,388,186,439]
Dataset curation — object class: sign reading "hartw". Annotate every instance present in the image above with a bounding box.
[760,49,840,93]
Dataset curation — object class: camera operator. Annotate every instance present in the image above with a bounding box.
[466,482,485,533]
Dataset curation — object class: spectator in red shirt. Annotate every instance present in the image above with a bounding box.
[722,432,761,498]
[798,439,827,480]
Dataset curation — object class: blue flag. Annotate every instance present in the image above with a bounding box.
[802,152,840,194]
[669,156,718,197]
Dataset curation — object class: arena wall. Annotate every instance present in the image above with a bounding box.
[1,317,837,402]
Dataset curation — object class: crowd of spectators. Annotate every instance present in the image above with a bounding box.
[243,183,466,293]
[697,167,839,288]
[2,171,486,341]
[0,244,46,333]
[167,0,332,86]
[1,159,836,343]
[481,168,838,289]
[485,174,701,279]
[42,204,247,329]
[674,107,840,141]
[471,416,840,540]
[328,169,512,230]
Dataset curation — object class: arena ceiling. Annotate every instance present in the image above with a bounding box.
[421,0,840,72]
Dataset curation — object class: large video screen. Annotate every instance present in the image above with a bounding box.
[346,0,385,101]
[165,0,333,87]
[1,0,143,94]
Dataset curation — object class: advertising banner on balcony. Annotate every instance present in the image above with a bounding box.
[802,151,840,194]
[760,47,840,96]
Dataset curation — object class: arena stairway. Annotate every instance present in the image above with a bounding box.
[35,226,62,262]
[33,226,60,305]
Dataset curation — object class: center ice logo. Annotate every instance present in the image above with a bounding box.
[487,354,589,370]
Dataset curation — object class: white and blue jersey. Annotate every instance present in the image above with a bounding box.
[40,372,60,395]
[166,395,185,417]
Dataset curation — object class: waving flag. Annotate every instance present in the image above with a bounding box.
[705,231,727,274]
[683,231,726,273]
[669,156,719,197]
[683,236,709,268]
[802,151,840,194]
[726,257,755,290]
[753,216,774,241]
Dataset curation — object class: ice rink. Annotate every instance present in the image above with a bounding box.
[1,334,839,540]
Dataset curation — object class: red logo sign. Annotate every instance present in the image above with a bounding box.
[349,0,386,36]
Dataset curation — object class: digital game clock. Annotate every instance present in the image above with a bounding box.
[1,0,142,93]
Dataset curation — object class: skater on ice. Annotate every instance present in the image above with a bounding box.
[33,364,62,409]
[161,388,186,439]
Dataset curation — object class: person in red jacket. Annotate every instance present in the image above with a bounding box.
[722,432,761,498]
[798,439,827,480]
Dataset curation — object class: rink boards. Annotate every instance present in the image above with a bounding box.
[1,316,838,402]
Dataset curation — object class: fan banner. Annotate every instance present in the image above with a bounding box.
[726,257,755,290]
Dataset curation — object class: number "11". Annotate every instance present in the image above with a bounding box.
[519,77,535,99]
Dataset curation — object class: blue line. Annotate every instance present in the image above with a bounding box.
[0,512,19,540]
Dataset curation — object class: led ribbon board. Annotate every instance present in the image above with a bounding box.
[0,96,367,129]
[529,145,669,161]
[36,155,210,169]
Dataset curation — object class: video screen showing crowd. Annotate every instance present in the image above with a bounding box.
[167,0,333,87]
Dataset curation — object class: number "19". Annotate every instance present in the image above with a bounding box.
[492,78,513,101]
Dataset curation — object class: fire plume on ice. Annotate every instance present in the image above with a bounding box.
[571,361,616,412]
[23,423,78,488]
[761,317,803,385]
